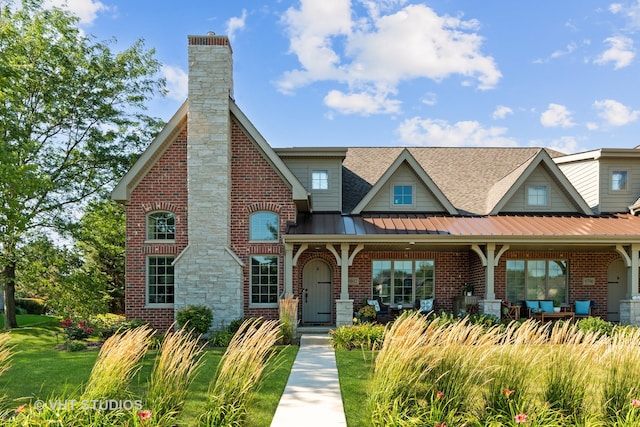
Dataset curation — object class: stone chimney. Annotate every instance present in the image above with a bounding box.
[187,34,233,244]
[175,34,243,330]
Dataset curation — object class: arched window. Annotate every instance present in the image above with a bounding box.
[147,211,176,240]
[249,211,279,241]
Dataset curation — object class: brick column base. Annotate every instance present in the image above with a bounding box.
[479,299,501,320]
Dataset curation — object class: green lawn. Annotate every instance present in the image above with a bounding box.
[0,315,297,426]
[336,349,375,427]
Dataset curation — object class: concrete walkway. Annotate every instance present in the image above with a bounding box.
[270,334,347,427]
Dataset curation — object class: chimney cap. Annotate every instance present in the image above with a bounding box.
[207,31,216,36]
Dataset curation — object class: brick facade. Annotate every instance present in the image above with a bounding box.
[125,128,188,330]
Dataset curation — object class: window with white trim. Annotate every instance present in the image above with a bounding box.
[147,211,175,240]
[250,255,279,304]
[527,185,548,207]
[392,184,414,206]
[372,260,434,305]
[506,260,567,304]
[611,170,628,191]
[249,212,279,241]
[311,170,329,190]
[147,256,175,305]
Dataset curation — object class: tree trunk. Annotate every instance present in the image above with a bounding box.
[3,261,18,329]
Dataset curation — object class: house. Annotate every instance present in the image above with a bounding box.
[112,34,640,331]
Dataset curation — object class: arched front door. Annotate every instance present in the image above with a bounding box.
[607,258,627,322]
[302,259,332,325]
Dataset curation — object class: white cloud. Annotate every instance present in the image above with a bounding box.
[324,89,401,115]
[545,136,579,154]
[492,105,513,120]
[593,99,640,126]
[162,65,188,102]
[594,36,635,69]
[421,92,437,106]
[278,0,501,116]
[586,122,599,131]
[540,103,575,128]
[226,9,248,42]
[45,0,108,26]
[397,117,517,147]
[609,1,640,30]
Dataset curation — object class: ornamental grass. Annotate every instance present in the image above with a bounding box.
[367,314,640,427]
[145,325,206,424]
[197,318,281,427]
[278,294,298,345]
[0,333,12,378]
[82,325,154,402]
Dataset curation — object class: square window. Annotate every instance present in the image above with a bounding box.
[147,256,175,306]
[311,170,329,190]
[250,212,279,241]
[527,186,548,206]
[147,212,176,240]
[250,256,279,305]
[393,185,413,205]
[612,171,628,191]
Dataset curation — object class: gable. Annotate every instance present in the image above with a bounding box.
[361,161,450,213]
[500,167,582,213]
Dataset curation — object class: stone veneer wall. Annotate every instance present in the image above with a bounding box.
[173,35,243,331]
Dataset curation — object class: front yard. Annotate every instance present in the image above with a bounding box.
[0,315,297,426]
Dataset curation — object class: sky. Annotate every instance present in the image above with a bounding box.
[44,0,640,154]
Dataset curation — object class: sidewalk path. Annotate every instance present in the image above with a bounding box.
[270,334,347,427]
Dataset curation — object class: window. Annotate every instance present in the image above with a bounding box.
[527,185,548,207]
[147,256,175,305]
[612,171,628,191]
[147,212,175,240]
[393,185,413,206]
[249,212,279,241]
[250,256,279,304]
[372,260,434,304]
[506,260,567,304]
[311,170,329,190]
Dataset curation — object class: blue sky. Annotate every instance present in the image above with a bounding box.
[49,0,640,153]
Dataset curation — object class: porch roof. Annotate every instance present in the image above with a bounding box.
[285,213,640,244]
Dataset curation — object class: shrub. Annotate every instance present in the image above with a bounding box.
[577,316,613,337]
[60,318,94,341]
[15,298,47,315]
[65,340,87,352]
[209,330,234,347]
[176,305,213,336]
[279,294,298,345]
[331,323,386,350]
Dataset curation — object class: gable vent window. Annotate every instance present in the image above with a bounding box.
[527,185,548,207]
[311,170,329,190]
[393,185,413,206]
[612,171,628,191]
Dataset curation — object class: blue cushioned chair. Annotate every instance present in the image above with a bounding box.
[574,300,592,319]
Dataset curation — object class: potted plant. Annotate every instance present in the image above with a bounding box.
[357,304,377,323]
[553,300,561,313]
[464,283,474,296]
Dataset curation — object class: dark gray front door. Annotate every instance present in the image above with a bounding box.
[302,260,332,324]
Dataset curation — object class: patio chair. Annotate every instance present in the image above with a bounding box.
[367,297,390,324]
[573,300,592,319]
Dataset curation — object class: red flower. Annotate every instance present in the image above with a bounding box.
[435,390,444,400]
[15,404,26,413]
[60,318,72,328]
[435,423,447,427]
[138,410,153,421]
[503,388,515,398]
[631,398,640,408]
[514,413,527,423]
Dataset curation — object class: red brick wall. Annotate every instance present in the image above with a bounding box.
[125,127,188,330]
[229,116,297,320]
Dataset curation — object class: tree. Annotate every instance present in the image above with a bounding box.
[74,199,126,314]
[0,0,165,328]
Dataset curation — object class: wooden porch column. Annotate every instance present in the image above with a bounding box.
[631,244,640,299]
[284,243,294,295]
[485,243,496,300]
[340,243,350,300]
